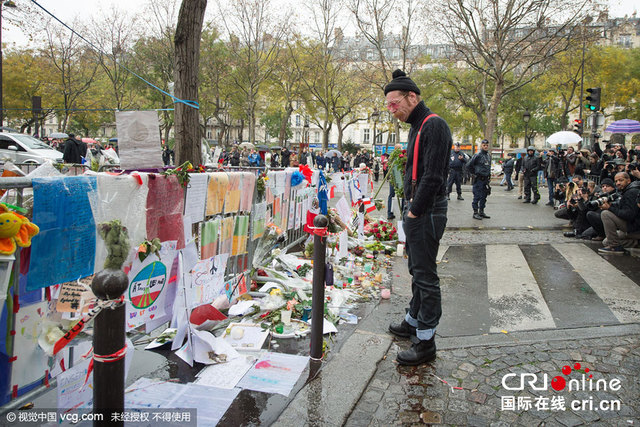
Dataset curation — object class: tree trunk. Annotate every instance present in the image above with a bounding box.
[174,0,207,166]
[279,104,293,146]
[337,124,344,151]
[485,82,503,145]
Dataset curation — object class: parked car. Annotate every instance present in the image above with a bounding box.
[0,133,63,164]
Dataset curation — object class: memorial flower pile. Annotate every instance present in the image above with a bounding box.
[365,220,397,241]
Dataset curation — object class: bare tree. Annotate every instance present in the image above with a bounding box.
[436,0,588,143]
[41,25,99,132]
[217,0,289,144]
[174,0,207,165]
[87,6,140,110]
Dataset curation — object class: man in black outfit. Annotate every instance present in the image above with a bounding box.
[447,142,466,200]
[62,133,87,164]
[467,139,492,220]
[384,69,452,366]
[522,146,541,204]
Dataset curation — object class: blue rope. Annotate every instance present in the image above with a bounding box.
[30,0,199,110]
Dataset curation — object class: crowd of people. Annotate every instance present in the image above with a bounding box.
[493,141,640,255]
[214,145,382,174]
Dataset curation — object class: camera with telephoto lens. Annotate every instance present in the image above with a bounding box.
[587,192,620,209]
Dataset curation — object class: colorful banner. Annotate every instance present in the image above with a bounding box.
[146,175,185,249]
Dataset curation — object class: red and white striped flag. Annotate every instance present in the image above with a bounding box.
[361,197,376,214]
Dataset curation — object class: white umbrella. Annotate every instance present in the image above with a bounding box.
[49,132,68,139]
[239,142,255,150]
[324,149,342,158]
[547,131,582,145]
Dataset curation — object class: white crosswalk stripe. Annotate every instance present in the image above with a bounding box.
[486,245,556,332]
[553,243,640,323]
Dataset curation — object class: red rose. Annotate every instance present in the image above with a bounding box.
[382,226,387,231]
[376,233,382,238]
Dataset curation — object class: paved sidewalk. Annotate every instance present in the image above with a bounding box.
[345,256,640,426]
[346,332,639,426]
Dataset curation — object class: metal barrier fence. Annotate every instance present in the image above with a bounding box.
[0,166,310,409]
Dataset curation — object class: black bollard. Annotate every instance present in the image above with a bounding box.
[310,214,328,361]
[91,269,129,426]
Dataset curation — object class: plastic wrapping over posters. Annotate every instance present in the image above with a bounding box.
[184,173,208,224]
[200,218,220,259]
[11,301,49,391]
[236,352,308,396]
[92,174,149,270]
[240,172,256,212]
[29,176,97,290]
[225,173,242,214]
[232,216,250,256]
[219,217,234,255]
[115,111,163,170]
[126,241,178,331]
[206,172,228,216]
[146,175,185,249]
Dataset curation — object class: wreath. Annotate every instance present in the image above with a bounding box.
[387,149,407,198]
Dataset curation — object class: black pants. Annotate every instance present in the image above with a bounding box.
[471,177,489,210]
[524,174,540,201]
[403,197,448,340]
[587,210,605,237]
[447,169,463,196]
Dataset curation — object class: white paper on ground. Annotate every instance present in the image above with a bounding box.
[307,318,338,334]
[195,355,254,389]
[222,323,270,352]
[228,300,259,316]
[338,231,348,259]
[237,352,308,396]
[192,329,240,365]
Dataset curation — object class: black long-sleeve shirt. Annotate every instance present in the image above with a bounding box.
[403,101,452,216]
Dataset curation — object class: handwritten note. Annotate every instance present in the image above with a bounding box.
[56,281,94,313]
[184,173,209,223]
[30,176,97,290]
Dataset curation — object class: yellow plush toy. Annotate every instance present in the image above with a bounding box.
[0,204,39,255]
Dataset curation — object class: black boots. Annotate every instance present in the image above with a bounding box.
[479,209,490,218]
[473,210,483,220]
[397,336,437,365]
[457,194,464,200]
[388,320,416,338]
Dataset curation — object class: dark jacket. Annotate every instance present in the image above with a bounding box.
[503,157,515,174]
[522,153,541,176]
[609,181,640,233]
[545,155,562,179]
[62,137,86,164]
[515,157,523,174]
[449,151,467,170]
[230,150,240,166]
[403,102,452,216]
[281,148,290,167]
[467,150,491,178]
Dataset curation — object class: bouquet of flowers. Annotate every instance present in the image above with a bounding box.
[387,149,407,198]
[252,223,287,269]
[364,219,397,241]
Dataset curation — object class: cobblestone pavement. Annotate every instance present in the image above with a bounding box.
[346,335,640,426]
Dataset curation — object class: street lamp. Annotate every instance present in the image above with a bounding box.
[303,118,309,151]
[523,110,531,147]
[370,109,380,150]
[0,0,16,129]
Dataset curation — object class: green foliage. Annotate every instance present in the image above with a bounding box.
[341,140,358,154]
[260,111,292,142]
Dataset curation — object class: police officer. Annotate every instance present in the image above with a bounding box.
[467,139,492,220]
[522,145,541,204]
[447,142,466,200]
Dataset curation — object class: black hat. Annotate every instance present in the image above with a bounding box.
[384,69,421,95]
[481,139,489,144]
[601,178,615,187]
[454,142,461,147]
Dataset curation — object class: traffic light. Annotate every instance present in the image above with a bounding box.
[573,119,583,135]
[585,87,601,111]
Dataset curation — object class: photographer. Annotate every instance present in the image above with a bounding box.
[627,162,640,182]
[586,178,617,241]
[555,175,584,220]
[563,180,598,238]
[553,177,569,206]
[596,172,640,254]
[545,148,563,206]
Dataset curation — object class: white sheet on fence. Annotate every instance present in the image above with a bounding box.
[115,111,163,170]
[11,301,49,390]
[184,173,209,223]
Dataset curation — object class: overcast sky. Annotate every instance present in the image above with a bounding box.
[3,0,639,47]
